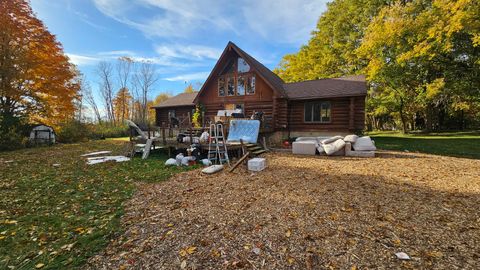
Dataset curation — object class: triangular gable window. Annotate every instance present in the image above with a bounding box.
[220,58,235,75]
[237,57,250,73]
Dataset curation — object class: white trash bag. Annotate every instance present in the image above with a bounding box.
[165,158,178,166]
[201,159,212,166]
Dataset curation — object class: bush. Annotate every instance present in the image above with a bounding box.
[88,123,129,139]
[0,114,29,151]
[56,121,129,143]
[56,121,91,143]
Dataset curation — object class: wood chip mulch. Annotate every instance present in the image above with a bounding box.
[87,151,480,270]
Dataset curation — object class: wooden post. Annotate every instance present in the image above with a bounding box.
[349,97,355,131]
[161,122,166,145]
[189,127,193,145]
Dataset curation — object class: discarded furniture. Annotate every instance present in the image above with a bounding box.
[345,142,375,157]
[292,140,317,155]
[291,135,376,157]
[292,137,319,155]
[227,119,260,144]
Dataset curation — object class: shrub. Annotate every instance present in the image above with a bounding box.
[0,114,28,151]
[56,121,91,143]
[88,123,129,139]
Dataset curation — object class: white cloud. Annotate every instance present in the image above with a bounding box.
[155,45,222,60]
[163,71,210,82]
[66,53,100,66]
[92,0,327,44]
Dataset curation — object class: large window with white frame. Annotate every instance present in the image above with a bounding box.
[217,57,256,97]
[227,77,235,96]
[218,77,225,96]
[237,76,246,96]
[246,75,255,95]
[304,101,331,123]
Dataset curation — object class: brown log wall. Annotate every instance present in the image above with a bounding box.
[288,96,365,132]
[154,106,195,126]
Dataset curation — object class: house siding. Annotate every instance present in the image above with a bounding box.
[288,96,366,133]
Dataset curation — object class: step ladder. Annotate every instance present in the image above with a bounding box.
[207,122,230,165]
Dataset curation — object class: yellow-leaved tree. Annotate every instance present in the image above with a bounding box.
[0,0,80,129]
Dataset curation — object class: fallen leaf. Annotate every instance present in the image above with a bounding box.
[210,249,220,258]
[179,246,196,257]
[180,260,187,269]
[4,220,17,225]
[35,263,45,269]
[285,229,292,238]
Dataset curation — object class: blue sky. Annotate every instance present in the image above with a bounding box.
[31,0,328,103]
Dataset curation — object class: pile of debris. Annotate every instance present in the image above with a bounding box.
[81,151,131,165]
[292,135,376,157]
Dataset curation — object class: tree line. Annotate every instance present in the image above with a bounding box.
[275,0,480,132]
[78,57,169,126]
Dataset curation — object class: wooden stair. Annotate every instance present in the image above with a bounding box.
[245,143,267,157]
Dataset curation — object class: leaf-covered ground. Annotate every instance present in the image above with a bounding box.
[87,151,480,269]
[0,140,195,269]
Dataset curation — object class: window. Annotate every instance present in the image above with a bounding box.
[246,75,255,95]
[227,77,235,96]
[221,59,235,75]
[168,109,176,118]
[234,103,244,112]
[237,57,250,73]
[218,77,225,96]
[304,101,331,123]
[237,76,245,96]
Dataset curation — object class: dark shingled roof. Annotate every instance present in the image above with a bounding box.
[283,75,367,100]
[151,92,198,108]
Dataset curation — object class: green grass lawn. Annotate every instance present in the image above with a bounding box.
[0,140,195,269]
[368,131,480,159]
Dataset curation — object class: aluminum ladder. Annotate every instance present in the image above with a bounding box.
[207,122,230,165]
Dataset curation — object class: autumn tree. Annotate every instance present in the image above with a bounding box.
[0,0,80,129]
[113,87,132,122]
[275,0,480,131]
[183,83,196,93]
[153,93,170,105]
[358,0,480,131]
[274,0,391,82]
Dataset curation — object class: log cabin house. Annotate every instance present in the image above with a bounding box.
[152,42,367,143]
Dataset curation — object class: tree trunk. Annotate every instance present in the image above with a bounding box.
[399,100,407,133]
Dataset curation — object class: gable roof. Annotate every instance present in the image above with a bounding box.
[194,41,287,102]
[283,75,367,100]
[151,92,198,108]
